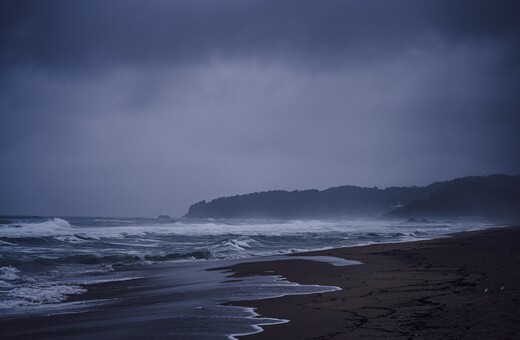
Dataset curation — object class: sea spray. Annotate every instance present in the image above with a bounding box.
[0,216,489,315]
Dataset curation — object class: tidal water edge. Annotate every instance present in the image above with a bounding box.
[0,216,490,338]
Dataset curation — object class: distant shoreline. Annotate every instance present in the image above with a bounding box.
[225,225,520,339]
[185,174,520,221]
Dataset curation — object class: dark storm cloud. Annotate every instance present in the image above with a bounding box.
[0,1,519,216]
[2,0,519,71]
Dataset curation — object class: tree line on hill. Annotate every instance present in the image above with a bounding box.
[184,174,520,221]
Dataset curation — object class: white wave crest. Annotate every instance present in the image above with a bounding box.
[54,235,88,243]
[0,280,13,288]
[0,217,473,241]
[0,266,20,281]
[0,218,72,238]
[207,238,260,258]
[6,284,86,305]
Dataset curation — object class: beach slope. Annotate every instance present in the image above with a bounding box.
[228,226,520,339]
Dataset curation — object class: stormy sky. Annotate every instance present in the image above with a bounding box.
[1,0,519,217]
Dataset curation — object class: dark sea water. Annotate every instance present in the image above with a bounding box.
[0,216,490,338]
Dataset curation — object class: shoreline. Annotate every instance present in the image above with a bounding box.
[224,225,520,339]
[0,253,348,339]
[1,225,519,338]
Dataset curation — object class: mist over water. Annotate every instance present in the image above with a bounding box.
[2,1,520,218]
[1,1,518,338]
[0,216,489,314]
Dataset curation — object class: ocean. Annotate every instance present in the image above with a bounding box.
[0,216,490,338]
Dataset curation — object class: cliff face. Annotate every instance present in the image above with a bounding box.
[184,174,520,220]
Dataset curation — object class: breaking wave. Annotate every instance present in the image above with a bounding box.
[0,218,72,238]
[0,266,20,281]
[6,284,86,305]
[0,216,489,313]
[207,238,261,258]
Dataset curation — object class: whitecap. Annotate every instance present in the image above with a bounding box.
[6,284,86,305]
[54,235,87,243]
[0,266,20,281]
[0,280,13,288]
[0,218,72,238]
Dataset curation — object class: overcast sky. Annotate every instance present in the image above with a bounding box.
[1,0,519,217]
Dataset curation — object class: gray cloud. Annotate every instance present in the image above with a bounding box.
[2,0,519,71]
[1,1,519,217]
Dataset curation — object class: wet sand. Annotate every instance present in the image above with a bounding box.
[2,226,519,339]
[227,226,520,339]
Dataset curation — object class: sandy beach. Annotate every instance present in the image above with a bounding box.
[1,225,519,339]
[227,225,520,339]
[3,1,519,338]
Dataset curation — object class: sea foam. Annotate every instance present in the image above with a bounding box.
[6,284,86,306]
[0,266,20,281]
[0,218,72,238]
